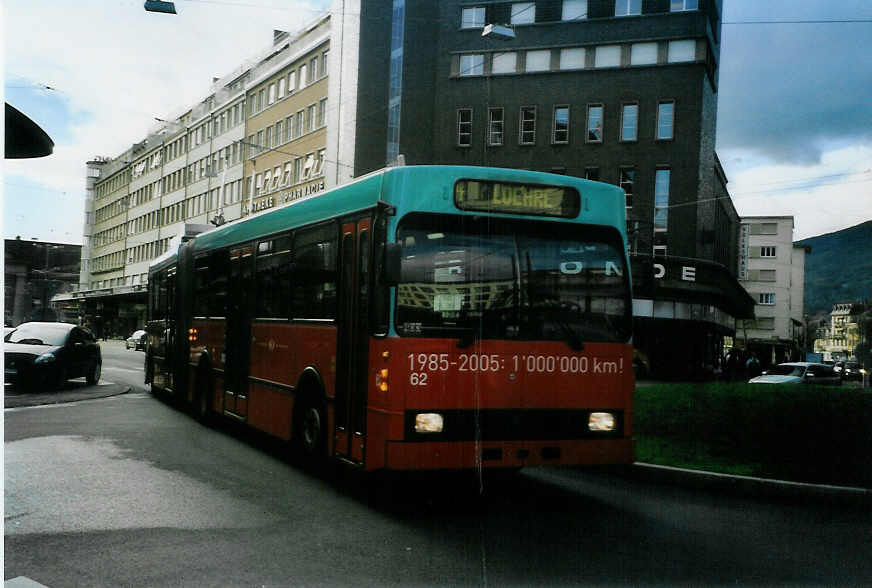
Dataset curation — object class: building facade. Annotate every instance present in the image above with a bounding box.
[330,0,753,376]
[5,238,81,326]
[735,216,808,366]
[66,17,330,337]
[814,302,866,362]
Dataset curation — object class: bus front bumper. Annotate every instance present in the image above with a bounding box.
[383,438,635,471]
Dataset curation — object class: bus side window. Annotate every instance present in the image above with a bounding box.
[208,250,230,318]
[255,235,292,319]
[292,224,337,320]
[193,255,210,317]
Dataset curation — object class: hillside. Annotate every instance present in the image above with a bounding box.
[795,220,872,316]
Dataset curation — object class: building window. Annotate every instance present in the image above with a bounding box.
[309,57,318,82]
[620,103,638,141]
[296,110,305,136]
[459,54,484,76]
[265,126,272,149]
[760,246,776,257]
[318,98,327,127]
[519,106,536,145]
[750,222,778,235]
[268,83,276,105]
[584,167,599,181]
[461,6,485,29]
[668,40,697,62]
[288,70,296,94]
[511,2,535,24]
[278,78,286,99]
[492,52,517,74]
[757,269,777,281]
[322,50,329,77]
[619,167,635,208]
[657,101,675,140]
[559,47,585,70]
[595,45,621,68]
[562,0,587,20]
[758,293,776,305]
[670,0,698,11]
[307,104,317,132]
[457,108,473,147]
[258,89,265,111]
[615,0,641,17]
[552,106,569,144]
[631,42,658,65]
[654,168,670,231]
[488,108,504,146]
[525,50,551,72]
[586,104,603,142]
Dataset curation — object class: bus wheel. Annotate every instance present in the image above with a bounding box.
[294,397,326,465]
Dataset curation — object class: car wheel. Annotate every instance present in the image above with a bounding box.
[86,360,101,385]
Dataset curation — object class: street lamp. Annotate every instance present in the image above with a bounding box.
[144,1,177,14]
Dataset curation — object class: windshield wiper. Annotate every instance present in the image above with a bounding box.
[12,338,46,345]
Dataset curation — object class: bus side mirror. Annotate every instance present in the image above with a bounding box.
[384,243,402,286]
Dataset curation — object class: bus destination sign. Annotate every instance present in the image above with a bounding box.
[454,180,580,218]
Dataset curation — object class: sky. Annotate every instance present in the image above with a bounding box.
[2,0,870,244]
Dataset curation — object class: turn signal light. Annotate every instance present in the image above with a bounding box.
[375,368,389,392]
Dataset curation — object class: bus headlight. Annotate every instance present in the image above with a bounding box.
[588,412,616,432]
[415,413,444,434]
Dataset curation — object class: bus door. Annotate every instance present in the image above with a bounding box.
[224,245,252,418]
[334,218,371,464]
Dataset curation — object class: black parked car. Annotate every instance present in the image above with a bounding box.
[4,322,101,391]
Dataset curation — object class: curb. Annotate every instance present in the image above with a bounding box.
[629,462,872,505]
[4,384,131,409]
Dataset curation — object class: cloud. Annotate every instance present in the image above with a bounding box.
[723,144,872,240]
[716,2,872,165]
[3,0,328,241]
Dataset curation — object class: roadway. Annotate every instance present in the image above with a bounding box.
[4,341,872,586]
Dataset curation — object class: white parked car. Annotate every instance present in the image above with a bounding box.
[749,362,841,386]
[126,329,146,350]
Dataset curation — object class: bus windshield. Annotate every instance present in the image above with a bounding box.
[395,214,631,343]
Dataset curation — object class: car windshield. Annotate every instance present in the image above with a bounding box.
[765,365,805,377]
[5,324,71,346]
[131,330,146,338]
[394,214,631,344]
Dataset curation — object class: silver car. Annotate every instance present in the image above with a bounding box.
[126,329,146,350]
[749,362,841,386]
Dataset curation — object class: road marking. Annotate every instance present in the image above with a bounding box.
[5,577,50,587]
[102,366,143,373]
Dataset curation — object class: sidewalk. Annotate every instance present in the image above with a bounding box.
[4,381,130,408]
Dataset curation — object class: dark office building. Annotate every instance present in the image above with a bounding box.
[4,238,81,326]
[328,0,753,376]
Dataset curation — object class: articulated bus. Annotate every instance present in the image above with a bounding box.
[147,165,634,471]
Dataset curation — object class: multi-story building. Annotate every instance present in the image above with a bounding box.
[330,0,753,376]
[814,303,866,362]
[66,17,330,337]
[244,22,330,217]
[735,216,809,366]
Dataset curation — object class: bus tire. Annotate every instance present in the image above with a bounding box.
[293,394,327,466]
[194,363,213,425]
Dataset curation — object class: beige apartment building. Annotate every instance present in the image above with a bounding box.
[63,16,330,337]
[244,20,329,217]
[735,216,809,366]
[814,302,866,361]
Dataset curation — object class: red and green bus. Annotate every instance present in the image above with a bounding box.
[147,165,634,471]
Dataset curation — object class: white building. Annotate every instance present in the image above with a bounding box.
[735,216,809,365]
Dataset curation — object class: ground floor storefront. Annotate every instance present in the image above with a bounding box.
[629,254,756,380]
[53,287,147,340]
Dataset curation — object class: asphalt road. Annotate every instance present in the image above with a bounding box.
[5,343,872,586]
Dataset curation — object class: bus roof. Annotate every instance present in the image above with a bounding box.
[189,166,626,255]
